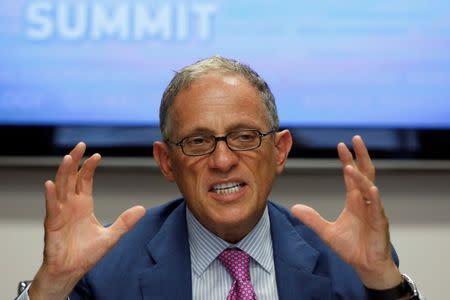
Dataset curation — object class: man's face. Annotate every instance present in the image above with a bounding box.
[155,73,291,242]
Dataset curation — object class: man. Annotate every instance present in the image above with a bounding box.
[19,56,421,299]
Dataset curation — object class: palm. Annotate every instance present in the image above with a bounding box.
[321,192,390,271]
[44,193,109,278]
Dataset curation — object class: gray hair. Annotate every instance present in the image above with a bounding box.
[159,56,279,139]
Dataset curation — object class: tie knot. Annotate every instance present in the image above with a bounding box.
[218,248,251,282]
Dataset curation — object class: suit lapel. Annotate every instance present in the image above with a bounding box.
[137,201,333,299]
[138,202,192,300]
[269,203,332,300]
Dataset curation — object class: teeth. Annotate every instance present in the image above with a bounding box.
[212,182,243,194]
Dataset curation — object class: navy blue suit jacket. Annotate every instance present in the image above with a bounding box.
[70,199,399,299]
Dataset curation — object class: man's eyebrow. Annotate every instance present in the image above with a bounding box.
[226,123,263,131]
[181,123,263,137]
[182,127,215,137]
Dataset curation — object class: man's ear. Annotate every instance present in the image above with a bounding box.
[274,129,293,175]
[153,141,176,182]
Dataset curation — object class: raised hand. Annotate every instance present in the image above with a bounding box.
[29,143,146,300]
[291,136,402,289]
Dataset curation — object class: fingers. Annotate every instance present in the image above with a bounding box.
[352,136,375,182]
[53,142,103,200]
[338,136,376,193]
[344,165,385,216]
[290,204,330,240]
[54,142,86,201]
[69,142,87,161]
[66,142,87,192]
[337,142,354,167]
[337,142,356,191]
[344,165,372,198]
[44,180,59,219]
[108,206,146,245]
[75,153,102,195]
[54,155,72,201]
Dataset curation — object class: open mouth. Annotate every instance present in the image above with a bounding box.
[210,182,245,195]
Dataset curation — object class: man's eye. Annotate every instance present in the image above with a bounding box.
[188,137,207,145]
[237,133,256,141]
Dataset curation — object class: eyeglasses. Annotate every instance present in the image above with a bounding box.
[166,129,275,156]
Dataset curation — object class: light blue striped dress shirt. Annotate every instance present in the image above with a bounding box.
[186,206,279,300]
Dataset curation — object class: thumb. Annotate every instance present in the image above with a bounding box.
[290,204,330,239]
[108,205,146,243]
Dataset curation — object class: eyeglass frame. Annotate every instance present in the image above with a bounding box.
[165,128,276,156]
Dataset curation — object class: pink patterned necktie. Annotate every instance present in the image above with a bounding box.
[218,248,257,300]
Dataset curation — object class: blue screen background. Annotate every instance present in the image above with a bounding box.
[1,0,449,128]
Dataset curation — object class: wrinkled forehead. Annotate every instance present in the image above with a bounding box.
[180,69,254,92]
[168,73,269,136]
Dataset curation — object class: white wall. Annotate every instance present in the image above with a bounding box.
[1,158,449,299]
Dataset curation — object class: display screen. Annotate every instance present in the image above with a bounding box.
[1,1,450,158]
[1,0,449,128]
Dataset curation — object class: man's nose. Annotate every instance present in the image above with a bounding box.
[208,139,239,172]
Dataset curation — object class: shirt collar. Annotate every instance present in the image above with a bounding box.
[186,206,274,277]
